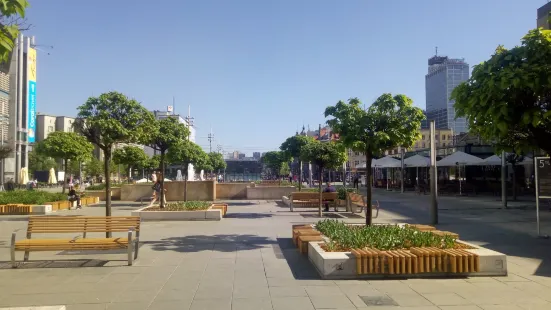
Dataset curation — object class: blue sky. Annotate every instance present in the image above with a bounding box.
[27,0,540,156]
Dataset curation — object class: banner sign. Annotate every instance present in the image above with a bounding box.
[27,48,37,143]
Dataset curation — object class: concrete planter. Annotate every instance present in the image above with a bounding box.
[307,240,507,279]
[246,186,295,199]
[131,205,222,221]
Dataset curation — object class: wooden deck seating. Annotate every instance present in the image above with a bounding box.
[347,193,379,218]
[10,216,141,268]
[289,192,337,211]
[297,235,323,254]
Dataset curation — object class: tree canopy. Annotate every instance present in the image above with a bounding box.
[28,150,57,174]
[299,140,347,216]
[280,135,314,190]
[261,151,289,176]
[324,95,424,224]
[147,117,189,207]
[208,152,227,172]
[452,28,551,155]
[167,140,205,169]
[74,91,154,218]
[0,0,29,64]
[36,131,93,192]
[113,146,149,181]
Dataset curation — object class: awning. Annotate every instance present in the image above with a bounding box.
[437,151,483,166]
[404,154,430,167]
[372,156,401,168]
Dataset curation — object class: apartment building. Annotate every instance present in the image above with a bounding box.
[35,114,76,142]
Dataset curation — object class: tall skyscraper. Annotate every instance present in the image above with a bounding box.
[538,2,551,29]
[425,55,470,134]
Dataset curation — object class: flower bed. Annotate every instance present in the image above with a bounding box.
[131,201,225,221]
[0,191,66,205]
[295,220,507,279]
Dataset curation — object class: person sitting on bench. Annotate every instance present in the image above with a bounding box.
[68,185,82,209]
[323,182,336,212]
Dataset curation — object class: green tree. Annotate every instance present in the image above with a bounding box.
[208,152,227,174]
[28,149,57,175]
[168,140,207,201]
[0,0,29,64]
[144,155,161,177]
[74,91,154,221]
[325,95,424,225]
[83,157,103,180]
[452,29,551,155]
[280,135,314,191]
[147,117,189,207]
[279,162,291,177]
[35,131,93,193]
[261,151,289,177]
[113,146,149,183]
[300,140,347,217]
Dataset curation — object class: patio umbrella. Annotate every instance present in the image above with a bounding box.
[372,156,401,168]
[19,167,29,185]
[47,168,57,184]
[404,155,430,185]
[437,151,482,195]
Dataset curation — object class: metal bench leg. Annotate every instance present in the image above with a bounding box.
[290,202,293,212]
[11,231,17,268]
[127,229,133,266]
[134,231,140,260]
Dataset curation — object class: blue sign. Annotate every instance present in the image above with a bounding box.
[27,81,36,143]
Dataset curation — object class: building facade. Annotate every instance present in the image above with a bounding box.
[35,114,56,142]
[425,55,469,134]
[538,2,551,29]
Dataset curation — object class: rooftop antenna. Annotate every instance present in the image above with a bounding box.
[435,46,438,56]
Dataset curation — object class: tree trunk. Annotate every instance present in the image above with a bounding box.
[365,153,373,225]
[160,151,166,208]
[512,165,517,201]
[104,149,112,237]
[318,167,323,217]
[184,163,189,202]
[128,166,132,183]
[62,159,68,194]
[298,160,303,191]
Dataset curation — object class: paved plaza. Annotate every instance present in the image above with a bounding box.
[0,189,551,310]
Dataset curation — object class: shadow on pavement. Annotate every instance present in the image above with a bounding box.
[224,213,272,219]
[225,202,258,206]
[145,234,276,253]
[276,237,321,280]
[374,190,551,278]
[0,259,109,269]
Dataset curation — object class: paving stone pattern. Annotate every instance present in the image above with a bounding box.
[0,190,550,309]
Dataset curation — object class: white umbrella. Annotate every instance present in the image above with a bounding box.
[477,155,501,166]
[372,156,401,168]
[163,178,171,182]
[437,151,483,166]
[437,151,482,195]
[404,155,430,167]
[19,167,29,185]
[47,168,57,184]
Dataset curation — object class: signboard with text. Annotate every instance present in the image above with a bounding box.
[536,157,551,198]
[27,48,37,143]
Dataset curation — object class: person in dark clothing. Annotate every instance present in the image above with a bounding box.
[353,175,359,189]
[68,185,82,209]
[323,182,336,212]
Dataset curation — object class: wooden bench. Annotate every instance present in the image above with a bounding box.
[348,193,379,218]
[289,192,337,211]
[10,216,141,268]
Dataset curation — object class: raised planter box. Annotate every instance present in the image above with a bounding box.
[246,186,295,199]
[131,205,223,221]
[307,239,507,279]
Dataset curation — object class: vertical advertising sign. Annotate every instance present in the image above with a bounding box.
[27,48,37,143]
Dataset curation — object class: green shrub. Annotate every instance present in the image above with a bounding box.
[0,191,68,205]
[300,188,320,193]
[315,219,456,251]
[146,201,212,211]
[86,183,123,191]
[337,187,357,200]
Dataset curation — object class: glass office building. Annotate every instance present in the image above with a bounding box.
[425,56,470,134]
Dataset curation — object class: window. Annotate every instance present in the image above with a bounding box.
[422,143,426,148]
[435,135,439,140]
[422,135,425,140]
[443,143,446,147]
[354,160,359,166]
[355,152,359,156]
[47,126,53,132]
[442,135,446,140]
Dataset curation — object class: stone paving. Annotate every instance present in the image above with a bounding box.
[0,190,550,309]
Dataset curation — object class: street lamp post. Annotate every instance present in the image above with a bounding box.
[0,114,10,191]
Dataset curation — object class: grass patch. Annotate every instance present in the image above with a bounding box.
[316,219,457,252]
[86,183,123,191]
[145,201,212,211]
[0,191,67,205]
